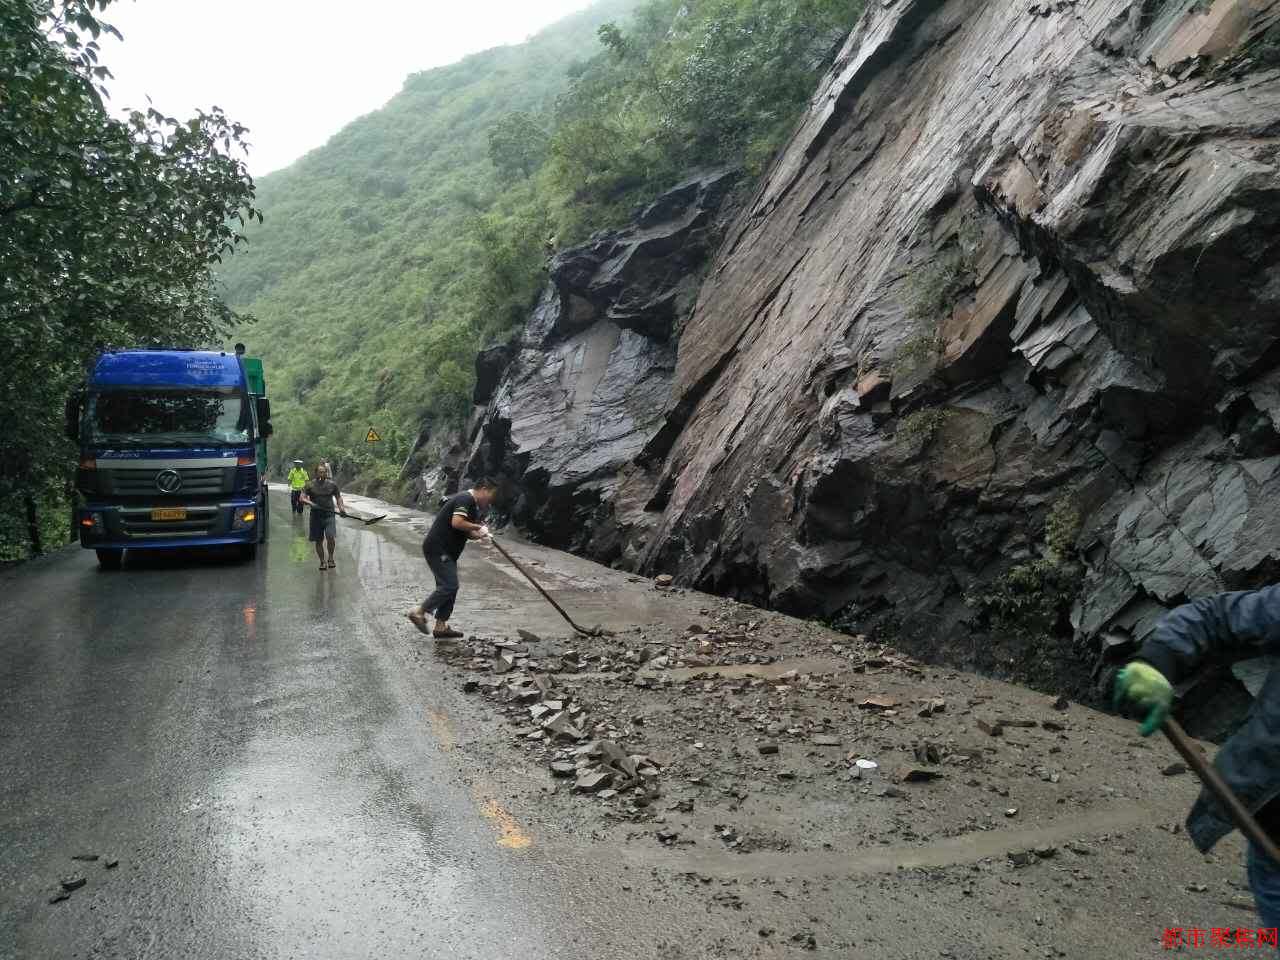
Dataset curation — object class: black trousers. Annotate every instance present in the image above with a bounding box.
[290,489,304,514]
[422,543,460,622]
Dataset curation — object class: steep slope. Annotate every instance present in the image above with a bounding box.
[215,0,638,481]
[469,0,1280,698]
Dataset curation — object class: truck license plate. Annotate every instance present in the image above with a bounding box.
[151,508,187,521]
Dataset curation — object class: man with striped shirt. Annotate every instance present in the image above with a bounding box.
[407,479,496,639]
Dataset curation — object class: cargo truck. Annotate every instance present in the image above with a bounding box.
[66,348,273,568]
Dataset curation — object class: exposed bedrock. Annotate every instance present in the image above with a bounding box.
[462,0,1280,710]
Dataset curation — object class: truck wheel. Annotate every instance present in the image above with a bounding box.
[240,543,258,562]
[96,548,123,570]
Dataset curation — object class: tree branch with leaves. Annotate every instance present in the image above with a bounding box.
[0,0,261,559]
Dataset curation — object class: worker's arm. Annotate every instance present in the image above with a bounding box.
[335,492,346,515]
[1117,585,1280,735]
[451,512,490,539]
[1137,585,1280,684]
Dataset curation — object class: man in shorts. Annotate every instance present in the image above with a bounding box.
[407,479,497,639]
[299,461,345,570]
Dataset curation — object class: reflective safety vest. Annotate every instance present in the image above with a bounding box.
[288,467,309,490]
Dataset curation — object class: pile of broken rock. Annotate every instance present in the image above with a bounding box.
[458,630,663,802]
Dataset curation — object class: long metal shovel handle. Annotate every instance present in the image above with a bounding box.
[1162,716,1280,864]
[307,504,385,525]
[488,536,596,637]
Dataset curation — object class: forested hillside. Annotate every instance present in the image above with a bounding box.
[220,0,859,496]
[1,0,258,560]
[216,0,639,487]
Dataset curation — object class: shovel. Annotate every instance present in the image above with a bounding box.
[1162,716,1280,864]
[487,535,609,638]
[308,504,386,526]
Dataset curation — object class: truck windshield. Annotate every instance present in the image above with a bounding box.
[86,388,250,446]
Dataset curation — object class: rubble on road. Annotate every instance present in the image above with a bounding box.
[425,587,1206,922]
[360,562,1264,959]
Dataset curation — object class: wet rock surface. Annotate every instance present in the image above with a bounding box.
[459,0,1280,722]
[461,168,740,563]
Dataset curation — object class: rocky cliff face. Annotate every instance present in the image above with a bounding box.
[461,0,1280,701]
[461,169,740,557]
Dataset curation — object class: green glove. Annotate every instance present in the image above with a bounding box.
[1113,662,1173,736]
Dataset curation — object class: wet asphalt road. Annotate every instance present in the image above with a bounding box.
[0,499,678,960]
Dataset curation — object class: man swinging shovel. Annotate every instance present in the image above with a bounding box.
[299,461,345,570]
[407,478,497,639]
[1114,585,1280,940]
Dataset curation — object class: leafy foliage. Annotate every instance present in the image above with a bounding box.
[545,0,856,225]
[897,407,952,446]
[905,250,969,322]
[967,498,1083,640]
[487,112,551,180]
[1,0,258,559]
[217,0,866,490]
[891,333,941,377]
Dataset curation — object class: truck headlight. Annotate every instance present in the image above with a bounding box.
[232,507,257,530]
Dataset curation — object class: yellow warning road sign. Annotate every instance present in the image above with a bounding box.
[366,427,382,443]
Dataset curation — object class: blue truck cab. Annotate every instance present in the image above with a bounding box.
[66,349,273,569]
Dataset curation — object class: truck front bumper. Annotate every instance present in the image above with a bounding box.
[78,499,259,551]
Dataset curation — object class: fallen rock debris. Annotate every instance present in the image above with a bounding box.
[432,607,1186,910]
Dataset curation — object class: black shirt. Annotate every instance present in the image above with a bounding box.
[304,478,341,513]
[424,491,481,559]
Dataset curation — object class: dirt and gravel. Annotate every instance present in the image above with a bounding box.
[337,489,1277,958]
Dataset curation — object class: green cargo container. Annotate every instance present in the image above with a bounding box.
[243,356,269,473]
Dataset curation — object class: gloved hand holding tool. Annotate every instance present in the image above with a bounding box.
[1114,660,1280,866]
[1113,662,1173,736]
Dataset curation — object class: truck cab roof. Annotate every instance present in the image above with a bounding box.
[90,350,246,389]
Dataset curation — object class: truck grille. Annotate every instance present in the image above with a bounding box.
[118,506,220,538]
[102,466,231,497]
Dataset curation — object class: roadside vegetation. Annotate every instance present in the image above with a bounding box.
[216,0,864,497]
[0,0,258,560]
[966,498,1083,642]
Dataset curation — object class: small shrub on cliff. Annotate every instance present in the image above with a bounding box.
[1044,498,1082,558]
[891,332,940,376]
[897,407,952,446]
[967,497,1083,639]
[906,250,968,321]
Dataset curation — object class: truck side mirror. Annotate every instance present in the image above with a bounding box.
[255,397,273,438]
[64,392,83,442]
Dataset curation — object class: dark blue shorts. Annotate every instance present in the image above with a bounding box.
[309,510,337,541]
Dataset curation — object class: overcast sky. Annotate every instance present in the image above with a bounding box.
[98,0,594,176]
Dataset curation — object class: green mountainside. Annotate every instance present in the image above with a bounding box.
[218,0,860,495]
[218,0,640,485]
